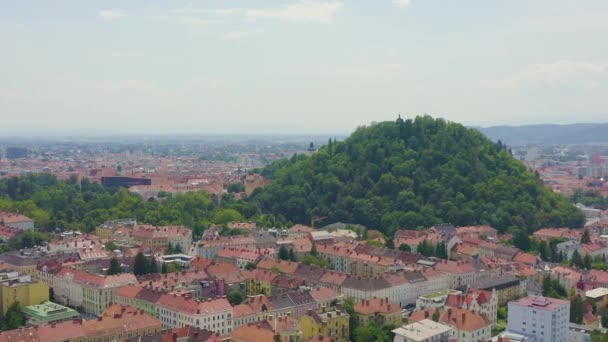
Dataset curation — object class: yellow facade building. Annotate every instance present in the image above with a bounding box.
[0,278,49,314]
[300,308,350,342]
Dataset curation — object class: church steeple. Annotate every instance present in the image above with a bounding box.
[396,113,404,124]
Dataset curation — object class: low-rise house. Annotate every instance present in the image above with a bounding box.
[392,319,454,342]
[585,287,608,307]
[300,308,350,342]
[354,297,401,326]
[0,211,34,230]
[23,301,79,325]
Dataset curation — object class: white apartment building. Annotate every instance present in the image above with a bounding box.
[508,296,570,342]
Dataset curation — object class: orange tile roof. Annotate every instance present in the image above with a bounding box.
[310,287,342,302]
[410,308,491,332]
[288,224,315,233]
[233,295,273,318]
[256,257,299,274]
[354,297,400,315]
[230,323,276,342]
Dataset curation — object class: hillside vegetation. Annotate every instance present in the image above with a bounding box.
[252,116,585,235]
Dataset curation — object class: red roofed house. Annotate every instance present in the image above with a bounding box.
[0,211,34,230]
[444,288,498,327]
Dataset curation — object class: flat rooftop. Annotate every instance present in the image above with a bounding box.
[393,319,453,341]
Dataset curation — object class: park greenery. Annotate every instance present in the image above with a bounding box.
[0,173,262,238]
[251,116,584,236]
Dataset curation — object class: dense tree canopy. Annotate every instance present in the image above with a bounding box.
[0,173,261,237]
[252,116,585,235]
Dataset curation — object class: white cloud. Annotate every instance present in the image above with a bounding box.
[98,10,126,21]
[175,17,216,26]
[320,63,413,79]
[222,29,261,40]
[211,1,344,24]
[393,0,412,8]
[487,60,608,89]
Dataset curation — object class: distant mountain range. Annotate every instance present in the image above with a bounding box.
[477,123,608,145]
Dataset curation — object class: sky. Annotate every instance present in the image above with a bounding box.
[1,0,608,135]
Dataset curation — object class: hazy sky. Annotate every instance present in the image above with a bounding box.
[1,0,607,134]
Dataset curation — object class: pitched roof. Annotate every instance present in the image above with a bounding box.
[354,297,400,315]
[410,308,491,332]
[256,257,298,274]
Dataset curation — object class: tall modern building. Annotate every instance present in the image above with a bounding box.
[507,296,570,342]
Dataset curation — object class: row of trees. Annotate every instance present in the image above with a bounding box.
[415,239,448,259]
[0,174,267,239]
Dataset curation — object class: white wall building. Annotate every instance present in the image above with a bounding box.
[508,296,570,342]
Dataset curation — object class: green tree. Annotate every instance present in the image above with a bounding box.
[278,246,289,260]
[572,250,582,268]
[581,230,591,244]
[570,295,584,324]
[212,209,244,225]
[310,243,318,256]
[4,302,25,330]
[288,248,296,261]
[133,252,147,276]
[161,262,167,274]
[105,241,119,251]
[399,244,411,252]
[149,258,158,274]
[166,262,183,273]
[107,257,122,275]
[432,311,440,322]
[227,290,243,305]
[245,262,257,270]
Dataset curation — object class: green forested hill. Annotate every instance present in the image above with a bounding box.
[251,116,584,235]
